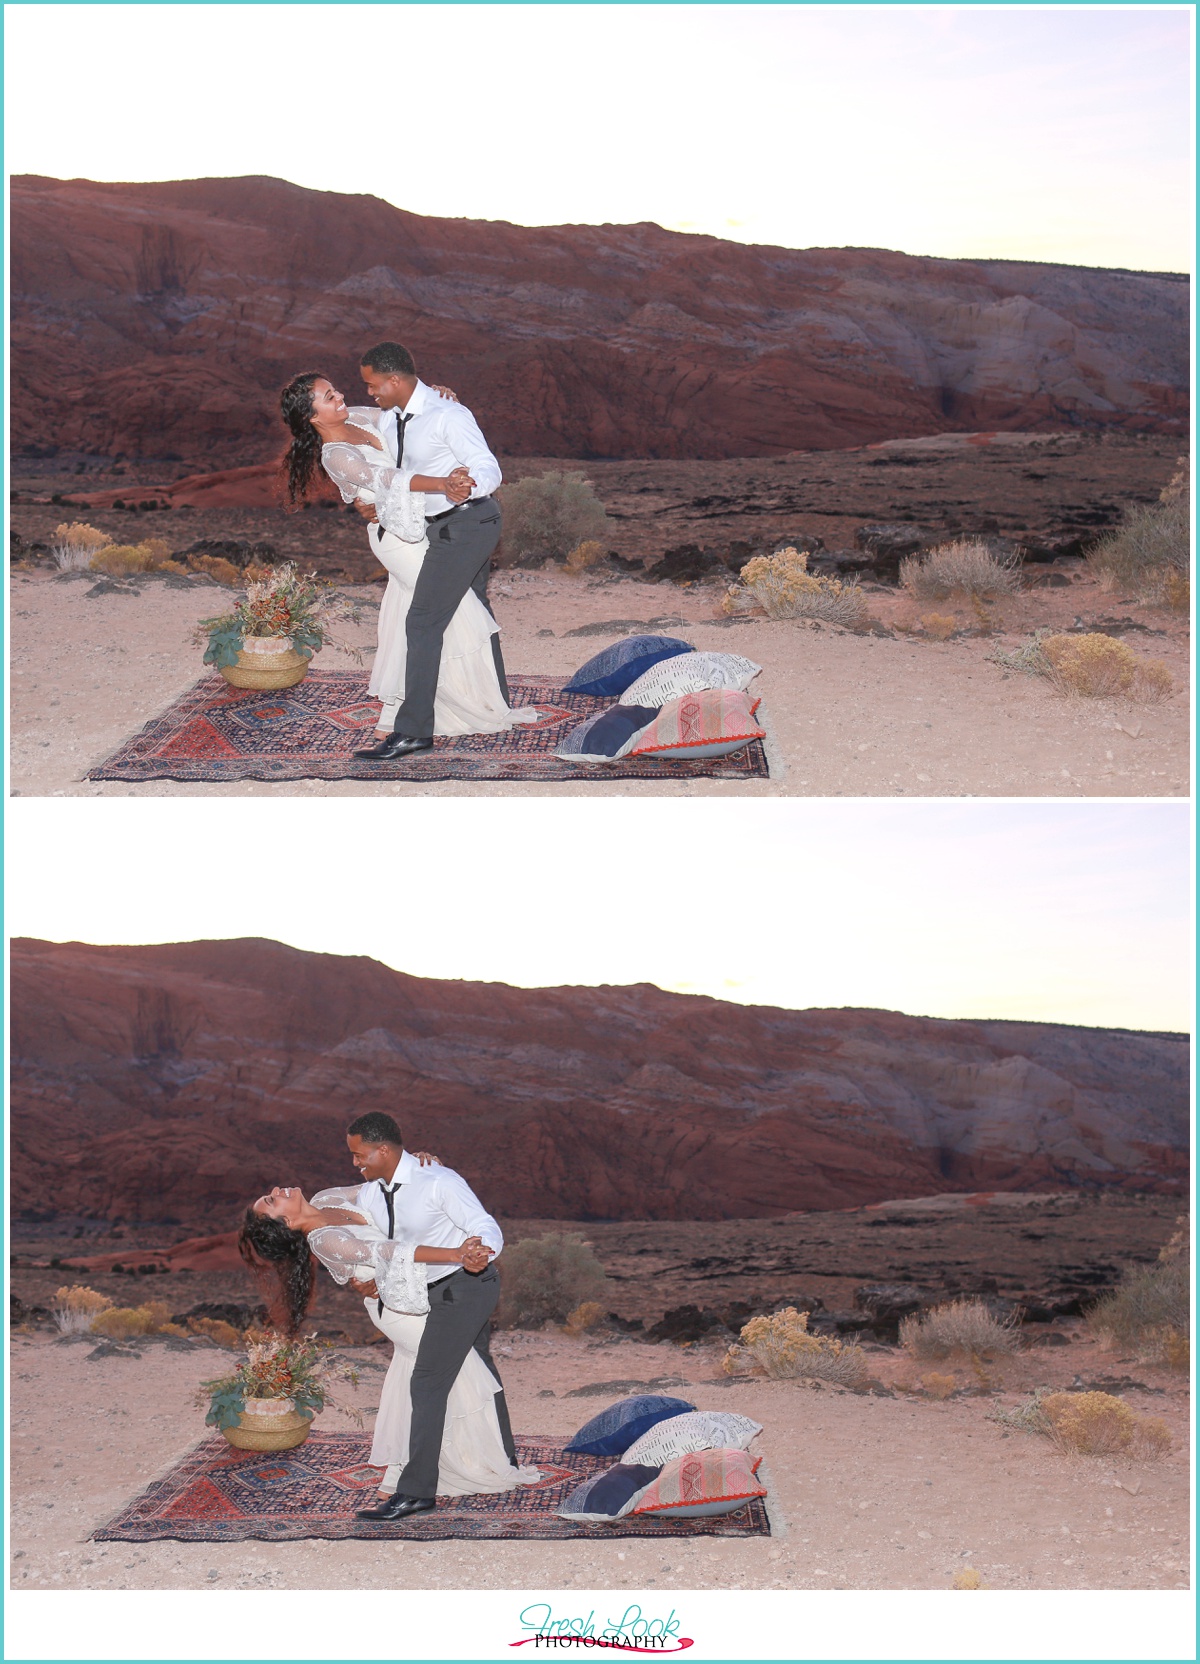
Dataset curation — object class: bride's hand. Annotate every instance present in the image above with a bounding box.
[413,1150,441,1167]
[431,384,459,403]
[460,1236,494,1273]
[354,501,379,523]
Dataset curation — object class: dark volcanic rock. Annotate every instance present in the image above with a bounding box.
[10,175,1189,467]
[9,937,1189,1227]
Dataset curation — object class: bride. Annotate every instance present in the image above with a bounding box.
[239,1184,539,1502]
[279,372,536,740]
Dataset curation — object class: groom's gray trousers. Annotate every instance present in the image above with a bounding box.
[390,497,508,739]
[398,1263,516,1498]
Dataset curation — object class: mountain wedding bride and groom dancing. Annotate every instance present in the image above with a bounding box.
[238,1112,540,1518]
[279,341,539,756]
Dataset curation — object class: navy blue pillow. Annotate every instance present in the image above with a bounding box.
[555,704,660,763]
[564,635,692,698]
[557,1463,662,1522]
[565,1394,698,1458]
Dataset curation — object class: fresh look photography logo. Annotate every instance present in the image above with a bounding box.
[511,1605,693,1652]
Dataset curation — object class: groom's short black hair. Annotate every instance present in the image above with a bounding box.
[347,1111,404,1147]
[360,341,416,378]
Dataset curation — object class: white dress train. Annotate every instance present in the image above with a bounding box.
[321,422,538,737]
[307,1191,539,1497]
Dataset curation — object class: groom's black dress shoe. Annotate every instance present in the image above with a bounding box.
[356,1492,437,1521]
[352,734,434,760]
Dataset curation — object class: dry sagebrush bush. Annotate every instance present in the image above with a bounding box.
[90,537,173,576]
[563,1300,608,1336]
[92,1299,174,1340]
[900,539,1020,601]
[724,547,868,626]
[187,553,243,586]
[1042,1392,1172,1459]
[952,1568,987,1590]
[991,1389,1171,1459]
[920,612,958,640]
[723,1306,868,1385]
[50,521,112,571]
[51,1285,112,1335]
[900,1298,1020,1360]
[187,1317,244,1349]
[563,539,608,576]
[921,1372,958,1399]
[1088,474,1190,606]
[500,472,610,566]
[1041,633,1173,701]
[495,1233,608,1328]
[1088,1226,1189,1365]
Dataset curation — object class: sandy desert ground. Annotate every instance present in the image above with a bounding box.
[9,433,1188,798]
[8,562,1188,800]
[9,1194,1189,1592]
[8,1319,1189,1595]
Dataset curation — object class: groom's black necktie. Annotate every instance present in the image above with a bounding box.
[378,1180,401,1316]
[394,412,413,466]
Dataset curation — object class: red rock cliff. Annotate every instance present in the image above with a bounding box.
[11,174,1188,465]
[10,938,1187,1226]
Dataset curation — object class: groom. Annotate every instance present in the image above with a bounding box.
[351,340,507,761]
[344,1111,518,1520]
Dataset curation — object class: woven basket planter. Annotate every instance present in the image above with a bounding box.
[218,635,309,691]
[221,1397,312,1452]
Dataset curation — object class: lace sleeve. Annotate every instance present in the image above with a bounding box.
[307,1226,379,1286]
[306,1227,431,1315]
[320,443,428,543]
[310,1186,369,1218]
[321,443,380,505]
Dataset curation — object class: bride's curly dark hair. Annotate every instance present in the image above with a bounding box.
[237,1208,316,1335]
[279,371,326,510]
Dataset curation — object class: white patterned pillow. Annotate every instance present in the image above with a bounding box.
[621,651,761,707]
[622,1410,762,1467]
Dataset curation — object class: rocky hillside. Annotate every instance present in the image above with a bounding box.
[10,938,1187,1227]
[11,174,1188,465]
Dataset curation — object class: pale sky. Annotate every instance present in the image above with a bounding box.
[4,3,1193,271]
[5,798,1190,1032]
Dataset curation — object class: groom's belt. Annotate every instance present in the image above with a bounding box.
[425,495,494,525]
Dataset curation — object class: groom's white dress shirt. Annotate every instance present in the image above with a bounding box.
[355,1150,504,1284]
[380,379,502,520]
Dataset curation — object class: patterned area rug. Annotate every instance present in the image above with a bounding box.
[87,671,771,783]
[91,1433,772,1542]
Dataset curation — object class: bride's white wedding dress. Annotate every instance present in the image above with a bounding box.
[308,1188,539,1497]
[321,413,537,737]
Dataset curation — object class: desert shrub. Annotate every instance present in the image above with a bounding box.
[157,1322,191,1339]
[563,1300,608,1336]
[187,1317,244,1349]
[563,539,608,576]
[494,1233,608,1328]
[991,1388,1171,1459]
[50,521,112,571]
[723,547,868,626]
[1088,478,1190,605]
[1042,633,1173,701]
[900,539,1020,601]
[900,1298,1020,1360]
[50,1284,112,1335]
[92,1301,172,1340]
[920,613,957,640]
[722,1307,868,1385]
[499,472,610,566]
[187,553,243,586]
[90,538,173,576]
[921,1372,958,1399]
[952,1568,986,1590]
[1088,1227,1189,1364]
[995,631,1174,701]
